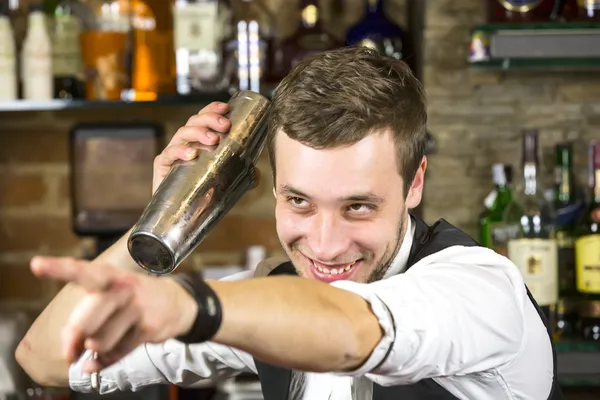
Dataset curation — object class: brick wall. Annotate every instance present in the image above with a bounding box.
[2,0,599,309]
[423,0,600,236]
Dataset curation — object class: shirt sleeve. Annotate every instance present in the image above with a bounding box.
[69,270,258,394]
[69,340,256,394]
[330,246,526,386]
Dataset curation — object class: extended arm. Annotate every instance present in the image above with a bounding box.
[208,276,383,373]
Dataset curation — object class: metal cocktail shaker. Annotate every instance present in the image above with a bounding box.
[127,90,271,274]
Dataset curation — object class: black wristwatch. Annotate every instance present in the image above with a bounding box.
[171,273,223,344]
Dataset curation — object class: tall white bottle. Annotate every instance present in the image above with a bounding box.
[22,3,52,100]
[0,2,17,101]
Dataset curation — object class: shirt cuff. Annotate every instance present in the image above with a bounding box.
[329,280,395,377]
[69,347,165,394]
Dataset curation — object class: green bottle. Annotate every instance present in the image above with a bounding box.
[479,163,513,254]
[554,142,581,296]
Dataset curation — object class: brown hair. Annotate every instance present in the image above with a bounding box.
[267,46,427,197]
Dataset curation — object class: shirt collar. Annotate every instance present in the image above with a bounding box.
[382,215,415,279]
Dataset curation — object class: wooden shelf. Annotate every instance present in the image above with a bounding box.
[0,92,232,113]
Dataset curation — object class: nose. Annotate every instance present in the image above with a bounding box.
[306,212,351,262]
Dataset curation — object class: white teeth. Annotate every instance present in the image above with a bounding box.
[313,261,357,275]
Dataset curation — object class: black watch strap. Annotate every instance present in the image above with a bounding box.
[172,273,223,344]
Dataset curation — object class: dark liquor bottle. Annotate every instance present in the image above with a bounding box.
[479,163,513,253]
[574,141,600,296]
[345,0,415,72]
[554,143,581,296]
[270,0,341,81]
[486,0,562,22]
[504,130,558,321]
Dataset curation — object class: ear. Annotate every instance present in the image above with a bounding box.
[405,156,427,209]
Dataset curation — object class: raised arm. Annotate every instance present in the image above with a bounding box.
[15,101,232,386]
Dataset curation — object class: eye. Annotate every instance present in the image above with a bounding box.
[347,203,376,214]
[287,196,310,208]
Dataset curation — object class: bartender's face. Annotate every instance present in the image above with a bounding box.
[273,129,425,284]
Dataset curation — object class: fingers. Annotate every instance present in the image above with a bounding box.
[30,256,115,292]
[82,327,145,374]
[169,110,231,148]
[83,302,141,355]
[62,286,134,362]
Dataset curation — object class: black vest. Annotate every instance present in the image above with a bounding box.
[253,216,563,400]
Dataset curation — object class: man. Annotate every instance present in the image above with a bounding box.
[17,47,561,400]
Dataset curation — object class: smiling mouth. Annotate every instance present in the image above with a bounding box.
[304,255,362,282]
[312,259,357,275]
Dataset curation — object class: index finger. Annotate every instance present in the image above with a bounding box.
[198,101,229,115]
[30,256,115,291]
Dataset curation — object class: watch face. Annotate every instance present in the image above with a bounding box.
[71,124,162,235]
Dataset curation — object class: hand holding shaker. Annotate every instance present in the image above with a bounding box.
[127,90,271,274]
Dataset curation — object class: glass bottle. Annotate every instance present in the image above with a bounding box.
[504,130,558,322]
[80,0,131,100]
[345,0,416,73]
[116,0,177,101]
[0,1,17,101]
[574,140,600,296]
[22,2,53,100]
[479,163,514,254]
[224,0,274,95]
[270,0,341,81]
[173,0,232,95]
[485,0,562,23]
[581,300,600,341]
[554,143,584,296]
[47,0,92,99]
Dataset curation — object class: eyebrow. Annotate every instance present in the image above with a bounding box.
[279,184,385,204]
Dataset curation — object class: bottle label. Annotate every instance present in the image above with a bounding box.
[490,223,520,257]
[575,235,600,294]
[508,238,558,306]
[52,15,82,77]
[174,3,218,52]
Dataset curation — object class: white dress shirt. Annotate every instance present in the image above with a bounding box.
[69,217,554,399]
